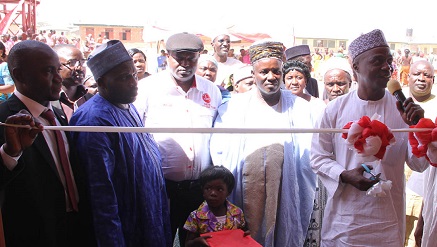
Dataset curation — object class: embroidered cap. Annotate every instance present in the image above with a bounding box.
[348,29,389,62]
[285,45,311,61]
[87,40,132,79]
[248,39,284,64]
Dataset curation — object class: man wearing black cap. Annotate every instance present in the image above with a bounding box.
[70,40,172,247]
[134,32,222,247]
[285,44,319,98]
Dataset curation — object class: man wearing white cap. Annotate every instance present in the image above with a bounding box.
[134,32,222,247]
[311,29,428,246]
[321,57,354,103]
[70,40,172,247]
[231,65,254,93]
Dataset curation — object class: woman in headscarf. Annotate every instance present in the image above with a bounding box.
[283,60,326,126]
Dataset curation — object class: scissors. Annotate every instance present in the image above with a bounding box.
[361,164,385,181]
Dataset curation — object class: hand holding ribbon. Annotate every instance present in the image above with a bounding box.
[409,117,437,167]
[342,114,395,162]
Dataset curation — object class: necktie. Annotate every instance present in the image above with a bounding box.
[41,109,78,212]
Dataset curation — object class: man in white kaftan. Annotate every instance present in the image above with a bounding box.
[421,160,437,247]
[210,40,316,247]
[311,29,429,247]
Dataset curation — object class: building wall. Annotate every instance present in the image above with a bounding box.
[77,25,143,43]
[75,25,437,56]
[295,37,437,56]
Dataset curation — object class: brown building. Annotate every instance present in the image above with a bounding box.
[74,23,143,43]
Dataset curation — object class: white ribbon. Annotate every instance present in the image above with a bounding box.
[0,122,433,134]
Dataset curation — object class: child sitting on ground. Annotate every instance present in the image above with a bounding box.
[184,165,249,247]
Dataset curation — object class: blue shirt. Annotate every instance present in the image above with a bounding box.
[157,55,167,68]
[0,62,14,102]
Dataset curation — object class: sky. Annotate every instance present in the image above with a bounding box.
[36,0,437,45]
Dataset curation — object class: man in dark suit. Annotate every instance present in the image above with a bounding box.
[0,40,94,247]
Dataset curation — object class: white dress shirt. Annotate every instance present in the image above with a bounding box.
[134,71,222,181]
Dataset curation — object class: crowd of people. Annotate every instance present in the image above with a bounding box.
[0,28,437,247]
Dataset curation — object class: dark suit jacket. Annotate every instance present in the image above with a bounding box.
[0,94,95,247]
[306,77,320,98]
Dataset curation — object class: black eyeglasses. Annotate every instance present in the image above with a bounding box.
[61,59,87,71]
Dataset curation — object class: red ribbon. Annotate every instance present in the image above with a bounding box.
[343,116,395,160]
[409,118,437,167]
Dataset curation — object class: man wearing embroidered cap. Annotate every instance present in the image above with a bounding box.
[311,29,428,246]
[210,39,315,246]
[133,32,222,247]
[70,40,172,247]
[285,44,320,98]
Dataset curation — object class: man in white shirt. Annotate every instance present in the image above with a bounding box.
[133,32,222,247]
[404,60,437,247]
[311,29,429,246]
[211,34,242,87]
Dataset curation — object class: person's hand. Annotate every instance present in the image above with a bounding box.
[3,110,43,157]
[186,235,211,247]
[243,230,251,237]
[340,165,379,191]
[396,98,424,126]
[414,207,424,247]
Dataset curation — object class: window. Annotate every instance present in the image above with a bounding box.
[338,40,347,50]
[327,40,335,48]
[105,28,114,39]
[302,39,308,45]
[313,40,326,47]
[389,44,396,50]
[121,29,131,41]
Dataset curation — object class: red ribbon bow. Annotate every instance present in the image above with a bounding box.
[342,116,395,160]
[409,118,437,167]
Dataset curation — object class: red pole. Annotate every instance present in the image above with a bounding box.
[0,211,5,247]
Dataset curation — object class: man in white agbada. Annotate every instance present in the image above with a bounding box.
[311,29,429,246]
[404,60,437,247]
[419,143,437,247]
[210,39,316,247]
